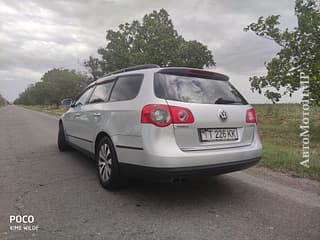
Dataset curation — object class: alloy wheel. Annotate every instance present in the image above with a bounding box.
[98,143,112,182]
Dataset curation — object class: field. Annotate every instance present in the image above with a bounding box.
[23,104,320,180]
[254,104,320,180]
[0,97,7,107]
[23,105,68,116]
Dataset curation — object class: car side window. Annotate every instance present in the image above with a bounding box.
[109,75,143,102]
[89,81,114,104]
[74,87,94,107]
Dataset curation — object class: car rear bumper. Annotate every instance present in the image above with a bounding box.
[114,125,262,168]
[119,157,260,181]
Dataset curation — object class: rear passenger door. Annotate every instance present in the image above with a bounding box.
[104,75,143,145]
[80,74,143,153]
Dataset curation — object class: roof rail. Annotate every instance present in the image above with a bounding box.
[103,64,160,77]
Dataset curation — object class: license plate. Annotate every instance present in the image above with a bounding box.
[199,128,238,142]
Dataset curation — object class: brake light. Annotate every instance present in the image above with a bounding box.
[170,106,194,124]
[246,108,257,124]
[189,69,213,77]
[141,104,194,127]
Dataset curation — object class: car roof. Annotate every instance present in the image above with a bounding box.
[89,65,229,86]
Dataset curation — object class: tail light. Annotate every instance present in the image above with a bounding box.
[141,104,194,127]
[246,108,257,124]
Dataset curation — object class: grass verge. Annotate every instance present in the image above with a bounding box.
[22,105,67,116]
[254,104,320,180]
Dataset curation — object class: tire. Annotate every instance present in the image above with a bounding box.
[96,136,123,190]
[58,122,69,152]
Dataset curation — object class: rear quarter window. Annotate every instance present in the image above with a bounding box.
[109,75,143,102]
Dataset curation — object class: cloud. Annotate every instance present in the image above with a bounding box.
[0,0,297,102]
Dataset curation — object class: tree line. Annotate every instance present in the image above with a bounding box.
[0,94,8,106]
[15,9,215,106]
[14,2,320,106]
[84,9,215,80]
[14,69,88,106]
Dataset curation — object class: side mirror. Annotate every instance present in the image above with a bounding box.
[61,98,73,107]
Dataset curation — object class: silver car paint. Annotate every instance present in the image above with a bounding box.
[61,68,262,168]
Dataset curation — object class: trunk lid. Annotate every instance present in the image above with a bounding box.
[154,68,255,151]
[166,100,254,150]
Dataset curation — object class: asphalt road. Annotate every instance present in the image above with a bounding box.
[0,105,319,240]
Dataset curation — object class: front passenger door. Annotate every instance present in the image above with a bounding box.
[64,87,94,149]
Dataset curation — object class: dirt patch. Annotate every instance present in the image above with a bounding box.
[245,166,320,195]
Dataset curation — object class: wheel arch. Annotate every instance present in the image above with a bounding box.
[94,131,113,156]
[58,119,66,133]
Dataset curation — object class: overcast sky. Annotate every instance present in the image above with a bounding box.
[0,0,301,103]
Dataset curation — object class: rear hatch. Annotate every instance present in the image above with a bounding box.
[154,68,255,151]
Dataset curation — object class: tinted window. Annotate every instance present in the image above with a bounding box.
[154,73,247,105]
[89,81,114,104]
[74,87,94,106]
[110,75,143,102]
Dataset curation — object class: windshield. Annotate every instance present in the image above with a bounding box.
[154,73,247,105]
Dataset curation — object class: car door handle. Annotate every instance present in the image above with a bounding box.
[93,113,101,117]
[75,113,81,117]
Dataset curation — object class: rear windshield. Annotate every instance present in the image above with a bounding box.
[154,73,247,105]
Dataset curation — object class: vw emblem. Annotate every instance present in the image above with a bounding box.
[219,110,227,121]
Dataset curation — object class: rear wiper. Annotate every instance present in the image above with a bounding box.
[214,98,242,105]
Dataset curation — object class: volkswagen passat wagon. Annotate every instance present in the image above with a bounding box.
[58,64,262,189]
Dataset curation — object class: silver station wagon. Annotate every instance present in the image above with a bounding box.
[58,64,262,189]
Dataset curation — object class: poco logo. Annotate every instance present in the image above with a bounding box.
[9,215,34,224]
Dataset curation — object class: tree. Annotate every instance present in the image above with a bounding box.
[14,69,88,106]
[84,56,103,81]
[85,9,215,76]
[244,0,320,104]
[0,94,8,106]
[41,69,88,106]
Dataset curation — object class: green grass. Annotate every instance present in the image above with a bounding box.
[22,103,320,180]
[254,104,320,180]
[22,105,67,116]
[0,102,7,107]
